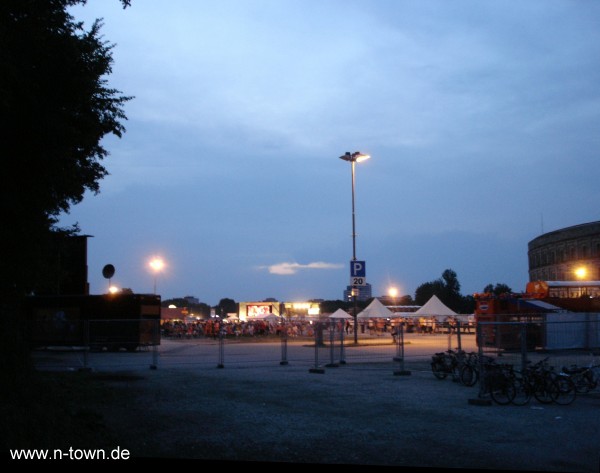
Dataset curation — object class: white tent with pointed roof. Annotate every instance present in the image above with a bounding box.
[328,308,352,319]
[357,297,394,318]
[413,295,457,317]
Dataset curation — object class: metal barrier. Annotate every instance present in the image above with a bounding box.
[34,317,600,379]
[472,317,600,403]
[32,318,163,372]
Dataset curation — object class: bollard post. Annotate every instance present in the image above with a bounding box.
[217,327,225,368]
[325,321,339,368]
[393,322,411,376]
[280,322,289,365]
[150,319,158,370]
[339,320,346,365]
[309,323,325,373]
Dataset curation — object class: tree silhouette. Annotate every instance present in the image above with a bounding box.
[0,0,133,380]
[483,283,513,295]
[415,268,475,313]
[1,0,132,299]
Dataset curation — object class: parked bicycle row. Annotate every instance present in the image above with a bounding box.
[431,349,600,406]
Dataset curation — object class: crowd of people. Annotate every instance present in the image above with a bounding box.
[161,318,317,339]
[160,315,475,340]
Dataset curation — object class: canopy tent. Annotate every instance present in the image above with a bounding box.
[357,297,394,319]
[413,295,457,317]
[252,313,282,322]
[328,308,352,319]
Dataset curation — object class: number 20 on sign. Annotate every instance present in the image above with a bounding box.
[350,260,366,286]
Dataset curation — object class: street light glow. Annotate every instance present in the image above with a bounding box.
[575,267,587,279]
[339,151,371,163]
[149,257,164,272]
[149,257,165,294]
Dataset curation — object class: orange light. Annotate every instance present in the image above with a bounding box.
[575,267,587,279]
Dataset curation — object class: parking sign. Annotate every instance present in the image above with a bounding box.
[350,260,366,286]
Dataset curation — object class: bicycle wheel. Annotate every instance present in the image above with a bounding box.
[563,368,590,393]
[510,374,531,406]
[489,374,516,405]
[533,377,558,404]
[460,364,478,387]
[576,370,597,393]
[451,362,463,382]
[431,362,448,380]
[553,376,577,405]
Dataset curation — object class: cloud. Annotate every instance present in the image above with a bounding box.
[264,262,344,275]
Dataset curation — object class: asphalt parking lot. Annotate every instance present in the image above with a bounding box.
[30,336,600,472]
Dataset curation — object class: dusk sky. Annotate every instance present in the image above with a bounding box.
[58,1,600,306]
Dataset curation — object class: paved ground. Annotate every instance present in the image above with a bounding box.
[44,336,600,473]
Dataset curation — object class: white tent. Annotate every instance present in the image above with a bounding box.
[357,298,394,319]
[413,295,457,317]
[253,313,282,322]
[328,308,352,319]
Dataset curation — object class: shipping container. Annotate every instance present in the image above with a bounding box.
[23,293,161,351]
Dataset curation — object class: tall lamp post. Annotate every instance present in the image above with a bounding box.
[339,151,370,344]
[149,257,164,295]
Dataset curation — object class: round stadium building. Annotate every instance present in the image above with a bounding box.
[528,220,600,282]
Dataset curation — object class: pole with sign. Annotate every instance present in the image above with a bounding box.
[339,151,371,345]
[350,260,366,344]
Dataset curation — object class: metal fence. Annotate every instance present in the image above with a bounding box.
[30,316,600,375]
[31,317,470,373]
[471,316,600,399]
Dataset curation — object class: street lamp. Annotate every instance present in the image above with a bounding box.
[149,257,164,294]
[575,266,588,297]
[388,286,398,311]
[339,151,371,344]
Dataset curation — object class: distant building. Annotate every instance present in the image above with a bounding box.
[528,221,600,282]
[343,283,372,302]
[33,233,91,296]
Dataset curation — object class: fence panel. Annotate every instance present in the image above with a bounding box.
[473,317,600,403]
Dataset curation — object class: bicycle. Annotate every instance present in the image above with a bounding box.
[459,352,492,387]
[552,371,577,405]
[512,357,576,406]
[480,357,516,405]
[431,349,468,382]
[560,352,600,394]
